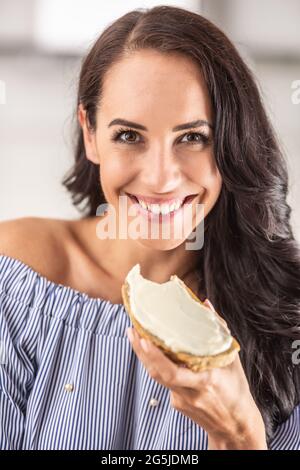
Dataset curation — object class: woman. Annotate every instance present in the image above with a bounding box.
[0,5,299,450]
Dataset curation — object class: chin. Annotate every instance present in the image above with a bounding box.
[136,236,188,251]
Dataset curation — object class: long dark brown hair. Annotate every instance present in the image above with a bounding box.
[62,5,300,444]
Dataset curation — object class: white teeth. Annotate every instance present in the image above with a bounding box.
[150,204,160,214]
[160,203,171,215]
[174,200,181,211]
[136,198,184,214]
[139,199,147,210]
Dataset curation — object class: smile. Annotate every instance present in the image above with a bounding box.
[126,193,197,216]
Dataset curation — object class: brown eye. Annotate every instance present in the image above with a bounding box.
[111,128,141,144]
[121,130,138,143]
[180,132,209,145]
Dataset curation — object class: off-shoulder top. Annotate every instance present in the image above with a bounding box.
[0,254,299,449]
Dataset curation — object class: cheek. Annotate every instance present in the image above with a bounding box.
[192,155,222,207]
[202,172,222,215]
[99,157,136,195]
[210,166,222,192]
[189,153,221,188]
[205,166,222,198]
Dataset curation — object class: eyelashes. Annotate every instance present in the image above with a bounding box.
[110,127,211,147]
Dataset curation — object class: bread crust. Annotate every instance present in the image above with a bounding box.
[121,279,240,372]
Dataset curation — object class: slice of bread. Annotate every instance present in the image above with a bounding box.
[121,278,240,372]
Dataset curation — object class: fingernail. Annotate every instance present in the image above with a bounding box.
[140,338,149,352]
[127,328,134,342]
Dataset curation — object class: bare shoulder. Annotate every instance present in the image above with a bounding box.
[0,216,72,283]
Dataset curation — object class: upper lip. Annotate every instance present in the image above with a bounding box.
[126,192,197,205]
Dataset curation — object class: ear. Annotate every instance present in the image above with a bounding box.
[78,103,99,164]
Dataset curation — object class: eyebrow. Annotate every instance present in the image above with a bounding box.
[108,118,213,131]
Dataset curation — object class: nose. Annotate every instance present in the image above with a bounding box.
[140,148,182,193]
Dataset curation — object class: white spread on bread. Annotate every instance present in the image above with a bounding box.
[126,264,233,356]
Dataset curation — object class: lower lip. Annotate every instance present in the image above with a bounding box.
[126,194,197,223]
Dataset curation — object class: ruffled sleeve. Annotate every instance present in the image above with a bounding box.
[269,405,300,450]
[0,255,38,449]
[1,253,299,450]
[0,253,129,450]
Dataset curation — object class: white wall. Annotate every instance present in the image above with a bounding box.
[0,54,80,219]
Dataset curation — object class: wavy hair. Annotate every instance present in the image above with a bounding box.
[62,5,300,444]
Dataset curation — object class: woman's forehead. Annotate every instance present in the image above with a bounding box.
[100,51,212,125]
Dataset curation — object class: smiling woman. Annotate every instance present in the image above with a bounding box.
[75,46,219,253]
[0,4,300,451]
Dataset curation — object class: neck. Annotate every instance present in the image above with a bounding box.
[84,216,202,285]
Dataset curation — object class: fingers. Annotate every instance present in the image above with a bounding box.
[127,327,211,391]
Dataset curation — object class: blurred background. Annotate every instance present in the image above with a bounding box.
[0,0,299,240]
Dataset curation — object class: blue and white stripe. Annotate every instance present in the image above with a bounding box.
[0,254,299,450]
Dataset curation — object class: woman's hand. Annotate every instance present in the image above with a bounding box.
[126,299,267,450]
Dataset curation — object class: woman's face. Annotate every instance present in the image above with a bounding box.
[79,49,222,250]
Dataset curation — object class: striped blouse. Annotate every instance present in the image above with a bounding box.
[0,254,299,450]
